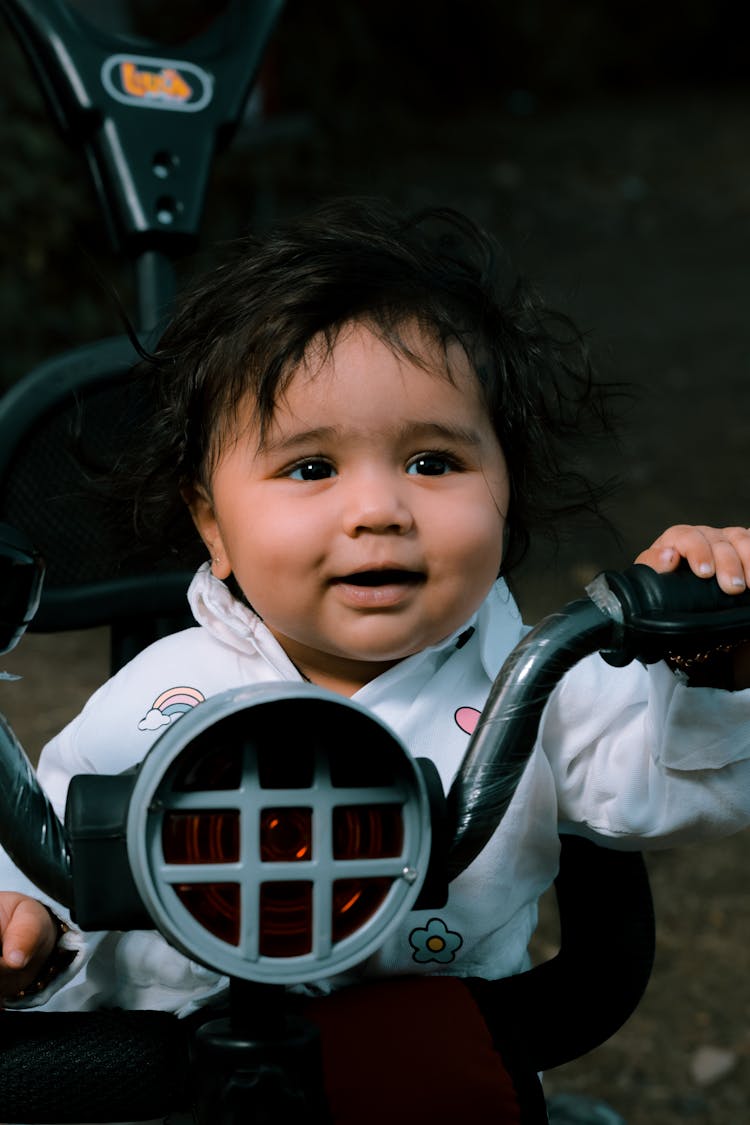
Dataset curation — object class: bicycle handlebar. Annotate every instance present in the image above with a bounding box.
[1,565,749,1121]
[0,714,72,905]
[3,564,750,910]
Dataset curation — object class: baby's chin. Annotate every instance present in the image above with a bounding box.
[316,632,462,674]
[269,611,478,685]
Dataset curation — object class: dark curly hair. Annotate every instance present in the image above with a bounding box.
[121,197,616,577]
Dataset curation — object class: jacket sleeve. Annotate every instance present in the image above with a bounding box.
[543,654,750,847]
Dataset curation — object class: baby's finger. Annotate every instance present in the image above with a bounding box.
[712,526,750,594]
[0,898,54,970]
[635,525,714,575]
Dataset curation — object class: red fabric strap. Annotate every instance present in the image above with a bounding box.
[303,975,523,1124]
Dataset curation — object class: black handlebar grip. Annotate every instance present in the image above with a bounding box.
[605,563,750,621]
[591,564,750,664]
[0,1010,190,1123]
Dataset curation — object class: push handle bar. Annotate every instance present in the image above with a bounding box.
[1,0,284,324]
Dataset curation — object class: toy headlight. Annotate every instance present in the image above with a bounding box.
[126,683,433,984]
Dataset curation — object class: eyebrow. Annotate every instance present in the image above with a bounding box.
[261,420,484,454]
[261,426,339,454]
[399,421,483,447]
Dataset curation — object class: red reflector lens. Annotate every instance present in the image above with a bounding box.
[332,878,392,942]
[175,883,240,945]
[259,882,313,957]
[260,808,312,862]
[162,811,240,864]
[332,805,403,859]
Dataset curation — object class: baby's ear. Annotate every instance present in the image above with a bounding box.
[181,484,232,579]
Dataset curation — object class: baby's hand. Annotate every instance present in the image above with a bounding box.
[635,524,750,594]
[0,891,57,999]
[636,524,750,689]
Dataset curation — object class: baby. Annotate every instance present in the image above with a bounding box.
[0,199,748,1120]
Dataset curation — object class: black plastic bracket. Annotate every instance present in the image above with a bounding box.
[65,768,152,930]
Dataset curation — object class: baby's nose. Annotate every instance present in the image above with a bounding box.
[341,473,414,536]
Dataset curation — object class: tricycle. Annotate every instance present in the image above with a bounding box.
[0,524,749,1122]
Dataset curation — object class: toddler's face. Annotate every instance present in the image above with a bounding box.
[189,321,509,694]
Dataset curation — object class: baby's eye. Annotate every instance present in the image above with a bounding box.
[406,453,458,477]
[287,458,336,481]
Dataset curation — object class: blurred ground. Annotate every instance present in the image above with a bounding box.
[2,5,750,1122]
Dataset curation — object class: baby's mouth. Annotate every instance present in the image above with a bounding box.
[333,569,424,587]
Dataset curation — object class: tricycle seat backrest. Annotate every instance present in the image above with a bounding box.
[0,0,286,671]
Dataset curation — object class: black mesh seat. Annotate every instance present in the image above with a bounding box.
[0,335,194,670]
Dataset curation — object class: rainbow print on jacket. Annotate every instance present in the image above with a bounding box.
[138,685,206,731]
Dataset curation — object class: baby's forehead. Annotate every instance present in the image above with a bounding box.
[274,327,482,438]
[293,318,470,386]
[213,317,478,456]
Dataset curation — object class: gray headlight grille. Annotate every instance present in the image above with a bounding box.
[127,685,432,983]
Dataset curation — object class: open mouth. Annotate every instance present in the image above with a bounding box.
[335,569,424,587]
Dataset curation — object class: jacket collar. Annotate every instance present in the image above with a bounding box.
[188,564,525,687]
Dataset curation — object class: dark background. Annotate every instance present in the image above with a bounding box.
[2,3,750,1121]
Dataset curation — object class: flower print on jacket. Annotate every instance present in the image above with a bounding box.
[409,918,463,964]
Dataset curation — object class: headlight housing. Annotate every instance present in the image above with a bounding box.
[125,683,433,984]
